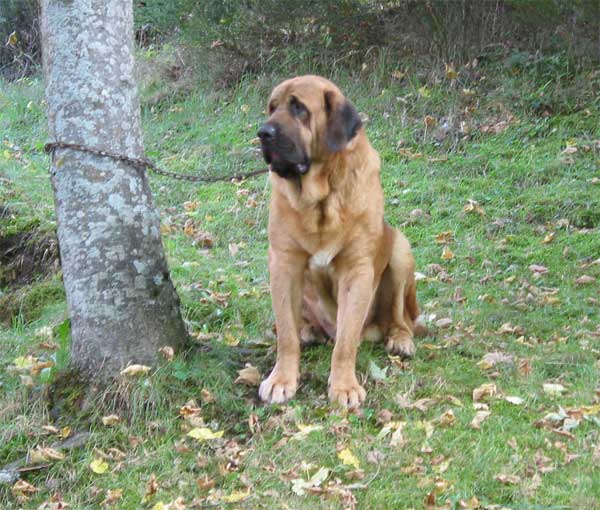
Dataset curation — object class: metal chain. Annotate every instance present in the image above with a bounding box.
[44,141,269,183]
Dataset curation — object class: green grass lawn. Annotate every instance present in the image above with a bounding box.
[1,52,599,509]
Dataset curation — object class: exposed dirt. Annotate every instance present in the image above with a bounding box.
[0,209,62,323]
[0,218,60,289]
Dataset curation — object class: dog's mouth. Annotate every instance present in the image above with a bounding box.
[260,136,311,179]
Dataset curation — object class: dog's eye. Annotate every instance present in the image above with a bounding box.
[268,102,277,114]
[289,97,309,120]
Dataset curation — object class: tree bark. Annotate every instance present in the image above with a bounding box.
[40,0,187,378]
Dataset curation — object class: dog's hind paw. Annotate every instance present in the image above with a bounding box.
[385,328,416,358]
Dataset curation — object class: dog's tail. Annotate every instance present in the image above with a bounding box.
[406,281,429,338]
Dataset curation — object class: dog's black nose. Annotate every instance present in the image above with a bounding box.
[258,123,277,142]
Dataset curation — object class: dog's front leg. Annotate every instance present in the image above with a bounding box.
[259,248,307,404]
[329,262,374,408]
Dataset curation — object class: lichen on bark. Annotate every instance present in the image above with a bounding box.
[41,0,188,378]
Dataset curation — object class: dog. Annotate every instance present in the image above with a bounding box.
[257,75,422,408]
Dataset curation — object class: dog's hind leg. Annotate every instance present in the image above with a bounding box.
[383,228,419,358]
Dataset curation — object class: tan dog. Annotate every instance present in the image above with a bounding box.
[257,75,421,408]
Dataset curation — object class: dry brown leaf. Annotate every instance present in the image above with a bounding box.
[441,247,454,261]
[435,318,453,329]
[158,345,174,360]
[463,199,485,216]
[529,264,548,274]
[438,409,456,427]
[477,352,514,370]
[575,275,596,285]
[473,383,497,402]
[102,488,123,506]
[235,364,261,386]
[470,410,491,429]
[12,479,38,498]
[435,231,454,244]
[495,473,521,485]
[29,446,65,464]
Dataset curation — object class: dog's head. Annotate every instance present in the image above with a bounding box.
[258,75,362,179]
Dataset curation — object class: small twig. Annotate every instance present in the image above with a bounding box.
[0,431,91,486]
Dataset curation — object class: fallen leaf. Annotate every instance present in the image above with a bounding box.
[464,199,485,216]
[495,473,521,485]
[435,318,453,329]
[235,364,261,386]
[418,86,431,98]
[445,63,459,80]
[543,383,566,396]
[441,247,454,261]
[438,409,456,427]
[542,232,555,244]
[222,490,249,503]
[158,346,174,360]
[368,360,388,381]
[29,446,65,464]
[102,415,120,427]
[477,352,514,370]
[120,364,151,377]
[575,275,596,285]
[529,264,548,274]
[338,448,360,469]
[90,458,109,474]
[102,488,123,506]
[291,467,329,496]
[12,479,38,498]
[292,423,323,441]
[145,473,159,497]
[470,410,491,429]
[473,383,497,402]
[187,428,224,441]
[505,396,525,406]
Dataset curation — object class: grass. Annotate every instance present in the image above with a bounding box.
[1,46,599,510]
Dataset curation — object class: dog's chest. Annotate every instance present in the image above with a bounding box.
[309,246,338,268]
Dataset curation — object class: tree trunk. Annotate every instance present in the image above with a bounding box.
[40,0,187,378]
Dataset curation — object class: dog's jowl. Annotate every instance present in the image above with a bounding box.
[258,75,423,408]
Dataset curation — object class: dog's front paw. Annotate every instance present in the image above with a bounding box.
[385,328,416,358]
[259,366,299,404]
[328,373,366,408]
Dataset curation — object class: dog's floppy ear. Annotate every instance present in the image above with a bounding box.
[324,90,362,152]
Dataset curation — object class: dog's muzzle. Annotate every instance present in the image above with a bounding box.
[258,122,310,178]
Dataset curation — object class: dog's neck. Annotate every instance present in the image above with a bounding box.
[273,130,375,209]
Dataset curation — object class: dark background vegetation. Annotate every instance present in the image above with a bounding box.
[2,1,598,82]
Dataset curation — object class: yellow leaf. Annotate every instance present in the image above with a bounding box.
[441,247,454,261]
[7,31,18,47]
[418,86,431,98]
[292,423,323,440]
[338,448,360,469]
[445,63,459,80]
[102,415,120,426]
[90,458,109,474]
[120,364,151,376]
[13,355,36,370]
[222,490,249,503]
[187,427,224,441]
